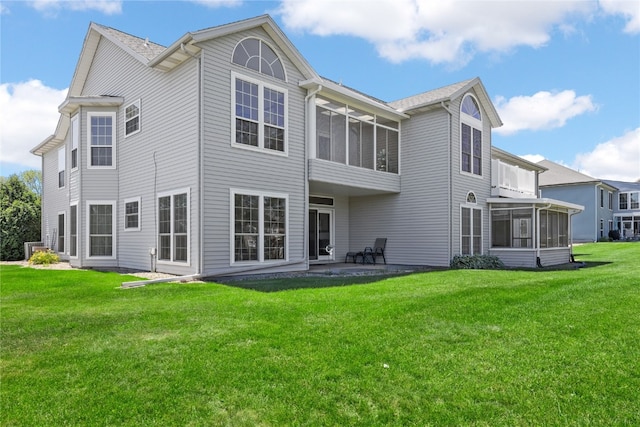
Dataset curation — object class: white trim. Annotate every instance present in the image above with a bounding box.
[123,196,141,232]
[230,188,289,266]
[231,71,289,156]
[86,200,117,259]
[460,204,483,256]
[69,202,79,259]
[87,112,117,169]
[460,93,483,178]
[156,188,191,266]
[123,99,141,138]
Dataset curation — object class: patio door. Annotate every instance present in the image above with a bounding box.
[309,209,334,262]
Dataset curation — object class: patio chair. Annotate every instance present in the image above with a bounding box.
[345,238,387,265]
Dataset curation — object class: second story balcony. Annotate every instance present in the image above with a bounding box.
[491,159,537,198]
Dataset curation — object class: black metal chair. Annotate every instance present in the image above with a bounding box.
[347,238,386,265]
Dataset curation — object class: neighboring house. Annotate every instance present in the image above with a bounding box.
[603,180,640,239]
[538,159,619,242]
[31,15,583,275]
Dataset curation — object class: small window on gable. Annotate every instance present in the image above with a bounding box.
[233,38,285,81]
[461,95,481,120]
[466,192,477,204]
[124,100,140,137]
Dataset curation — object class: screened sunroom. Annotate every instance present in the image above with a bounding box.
[488,198,584,268]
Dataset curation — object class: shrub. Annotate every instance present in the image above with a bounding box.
[450,254,505,270]
[29,250,59,266]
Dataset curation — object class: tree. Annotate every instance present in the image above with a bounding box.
[1,174,41,260]
[19,170,42,198]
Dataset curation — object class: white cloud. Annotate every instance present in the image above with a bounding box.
[599,0,640,33]
[30,0,122,15]
[0,80,67,169]
[494,90,597,135]
[573,128,640,181]
[277,0,595,65]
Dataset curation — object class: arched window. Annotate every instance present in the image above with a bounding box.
[232,38,285,81]
[460,94,482,176]
[466,191,477,204]
[461,94,481,120]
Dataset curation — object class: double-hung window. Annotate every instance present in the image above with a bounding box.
[87,201,116,258]
[232,190,287,263]
[460,94,482,176]
[124,197,141,231]
[69,203,77,257]
[124,100,140,137]
[158,190,189,263]
[88,112,116,168]
[71,115,79,170]
[58,146,65,188]
[233,73,287,154]
[57,212,65,253]
[461,202,482,255]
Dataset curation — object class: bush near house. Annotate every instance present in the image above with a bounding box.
[28,250,59,265]
[450,254,505,269]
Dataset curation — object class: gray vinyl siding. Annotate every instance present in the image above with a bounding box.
[41,142,70,258]
[349,108,451,266]
[540,248,572,266]
[309,160,401,193]
[540,184,596,242]
[488,249,537,268]
[77,36,200,273]
[199,28,308,275]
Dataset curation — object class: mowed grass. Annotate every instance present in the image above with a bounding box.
[1,243,639,426]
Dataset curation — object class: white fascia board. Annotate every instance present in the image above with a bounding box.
[487,197,584,212]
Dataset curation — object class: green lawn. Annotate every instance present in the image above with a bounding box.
[1,242,639,426]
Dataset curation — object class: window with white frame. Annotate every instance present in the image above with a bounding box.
[87,201,115,258]
[57,212,65,253]
[58,146,65,188]
[232,38,285,81]
[124,100,140,137]
[233,74,287,153]
[609,191,613,210]
[69,203,77,257]
[158,190,189,263]
[461,206,482,255]
[460,94,482,176]
[88,112,116,168]
[71,115,79,170]
[124,197,141,231]
[600,188,604,208]
[232,190,287,263]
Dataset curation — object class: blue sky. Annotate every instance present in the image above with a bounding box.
[1,0,639,181]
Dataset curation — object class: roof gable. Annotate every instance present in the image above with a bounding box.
[388,77,503,128]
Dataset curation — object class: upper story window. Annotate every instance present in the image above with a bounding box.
[232,38,285,81]
[466,192,477,204]
[233,73,287,154]
[619,191,639,210]
[71,115,79,170]
[88,112,116,169]
[460,94,482,176]
[58,146,65,188]
[124,100,140,137]
[315,95,399,174]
